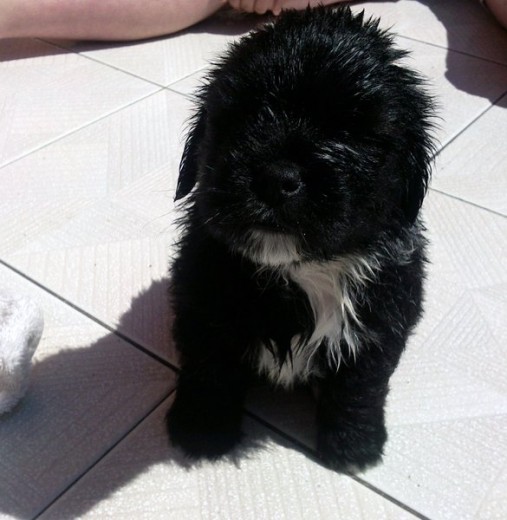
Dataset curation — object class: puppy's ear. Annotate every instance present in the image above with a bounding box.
[388,91,435,224]
[175,109,207,201]
[402,153,431,224]
[381,135,432,225]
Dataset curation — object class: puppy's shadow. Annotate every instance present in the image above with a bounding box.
[0,279,316,519]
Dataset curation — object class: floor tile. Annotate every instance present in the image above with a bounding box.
[246,191,507,519]
[47,11,260,87]
[359,0,507,65]
[0,89,190,360]
[40,397,418,520]
[0,266,175,519]
[0,89,189,256]
[433,93,507,215]
[0,39,159,167]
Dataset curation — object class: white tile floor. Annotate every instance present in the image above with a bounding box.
[0,1,506,518]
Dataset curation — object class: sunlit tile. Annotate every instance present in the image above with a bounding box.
[0,39,159,166]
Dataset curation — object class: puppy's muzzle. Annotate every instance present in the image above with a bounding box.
[252,161,303,207]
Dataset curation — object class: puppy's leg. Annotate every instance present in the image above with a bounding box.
[168,364,248,459]
[315,342,402,473]
[315,253,424,473]
[167,316,248,459]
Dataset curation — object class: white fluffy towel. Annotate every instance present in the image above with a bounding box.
[0,290,44,414]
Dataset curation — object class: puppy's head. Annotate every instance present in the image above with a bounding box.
[176,7,435,266]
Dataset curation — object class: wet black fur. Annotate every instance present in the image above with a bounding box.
[167,7,435,471]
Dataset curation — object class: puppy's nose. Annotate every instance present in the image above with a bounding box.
[253,161,303,206]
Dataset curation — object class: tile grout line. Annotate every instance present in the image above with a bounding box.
[397,34,507,68]
[40,32,507,72]
[36,38,169,89]
[32,391,176,520]
[164,86,193,99]
[427,187,507,219]
[164,65,210,89]
[433,89,507,159]
[428,88,507,218]
[0,257,178,372]
[0,86,167,171]
[38,38,213,92]
[1,40,208,170]
[244,410,431,520]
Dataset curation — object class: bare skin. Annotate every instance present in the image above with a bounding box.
[0,0,228,41]
[0,0,347,41]
[228,0,343,15]
[484,0,507,29]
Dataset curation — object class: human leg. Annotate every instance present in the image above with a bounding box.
[228,0,347,16]
[482,0,507,29]
[0,0,227,41]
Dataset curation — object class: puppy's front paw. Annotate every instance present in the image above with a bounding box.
[317,420,387,474]
[167,392,243,460]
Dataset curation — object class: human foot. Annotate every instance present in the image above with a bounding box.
[228,0,347,16]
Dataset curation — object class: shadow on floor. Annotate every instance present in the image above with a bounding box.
[0,279,318,519]
[416,0,507,102]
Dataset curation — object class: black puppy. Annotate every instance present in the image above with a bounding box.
[167,7,434,472]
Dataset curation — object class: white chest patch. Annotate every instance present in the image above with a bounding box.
[256,255,379,388]
[237,230,301,266]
